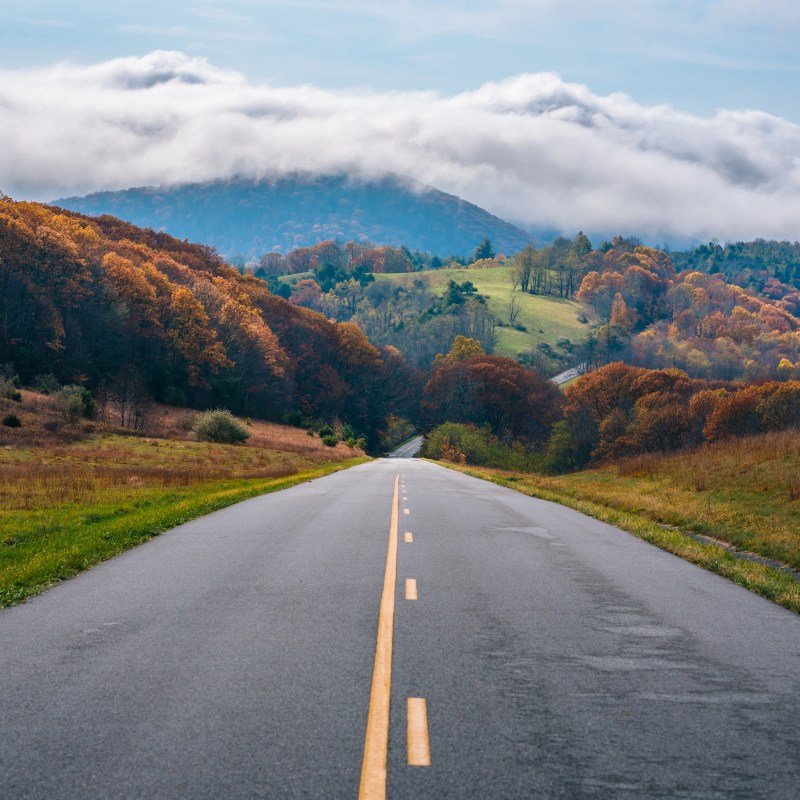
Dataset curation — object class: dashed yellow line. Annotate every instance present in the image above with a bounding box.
[405,578,418,600]
[407,698,431,766]
[358,475,399,800]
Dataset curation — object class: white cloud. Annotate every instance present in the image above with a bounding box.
[1,50,800,243]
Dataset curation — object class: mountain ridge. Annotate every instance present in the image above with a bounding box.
[54,174,536,260]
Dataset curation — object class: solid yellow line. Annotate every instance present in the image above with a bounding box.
[407,698,431,766]
[359,474,400,800]
[405,578,418,600]
[404,532,413,543]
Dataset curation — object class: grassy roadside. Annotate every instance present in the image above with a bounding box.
[430,432,800,613]
[1,456,367,608]
[0,405,370,609]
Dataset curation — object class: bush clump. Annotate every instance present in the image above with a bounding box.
[422,422,538,471]
[283,409,304,427]
[0,379,21,401]
[2,413,21,428]
[33,373,61,394]
[321,433,339,447]
[191,409,251,444]
[56,385,96,424]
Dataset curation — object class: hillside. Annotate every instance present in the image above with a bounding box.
[0,196,419,450]
[672,239,800,291]
[0,388,365,607]
[372,266,592,369]
[54,174,535,260]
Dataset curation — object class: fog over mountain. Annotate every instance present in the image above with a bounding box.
[56,175,537,259]
[2,50,800,243]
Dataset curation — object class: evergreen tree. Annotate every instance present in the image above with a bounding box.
[473,238,494,261]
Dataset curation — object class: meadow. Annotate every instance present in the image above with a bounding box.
[0,393,366,607]
[379,265,591,364]
[442,430,800,613]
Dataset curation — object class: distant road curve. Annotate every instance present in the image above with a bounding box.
[551,362,587,385]
[387,435,424,458]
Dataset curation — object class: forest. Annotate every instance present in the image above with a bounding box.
[245,231,800,383]
[0,198,418,450]
[3,194,800,468]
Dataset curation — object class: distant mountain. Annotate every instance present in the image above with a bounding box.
[54,174,534,260]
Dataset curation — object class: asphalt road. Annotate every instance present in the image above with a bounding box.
[386,436,423,459]
[1,457,799,799]
[551,364,587,385]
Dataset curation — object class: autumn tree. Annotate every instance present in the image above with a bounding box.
[423,351,562,446]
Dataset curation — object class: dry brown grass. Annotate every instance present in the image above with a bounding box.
[521,430,800,570]
[0,390,363,511]
[0,398,369,607]
[1,391,362,459]
[442,432,800,612]
[0,434,359,511]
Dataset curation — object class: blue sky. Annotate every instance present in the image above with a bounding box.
[4,0,800,120]
[2,1,800,242]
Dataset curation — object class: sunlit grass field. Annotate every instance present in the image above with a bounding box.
[0,421,367,608]
[442,430,800,613]
[378,265,592,363]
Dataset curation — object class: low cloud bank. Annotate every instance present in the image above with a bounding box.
[2,51,799,243]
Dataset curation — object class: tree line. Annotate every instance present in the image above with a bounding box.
[0,199,419,450]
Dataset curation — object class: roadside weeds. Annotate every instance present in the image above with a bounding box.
[432,461,800,615]
[1,457,368,609]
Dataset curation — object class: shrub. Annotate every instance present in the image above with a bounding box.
[541,420,578,474]
[284,409,304,427]
[56,385,96,424]
[321,434,339,447]
[319,423,335,438]
[341,423,358,440]
[191,409,251,444]
[422,422,537,471]
[2,413,21,428]
[33,373,61,394]
[0,378,21,401]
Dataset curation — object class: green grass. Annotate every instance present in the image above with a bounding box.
[0,433,368,608]
[430,430,800,614]
[377,266,591,365]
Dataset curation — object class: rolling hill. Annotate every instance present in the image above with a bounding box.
[370,266,592,369]
[54,174,535,260]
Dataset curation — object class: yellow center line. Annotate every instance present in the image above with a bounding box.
[358,474,400,800]
[404,532,413,543]
[405,578,418,600]
[407,698,431,766]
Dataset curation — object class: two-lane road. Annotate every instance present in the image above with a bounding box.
[1,457,798,798]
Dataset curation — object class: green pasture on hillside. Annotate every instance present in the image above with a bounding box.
[377,266,592,361]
